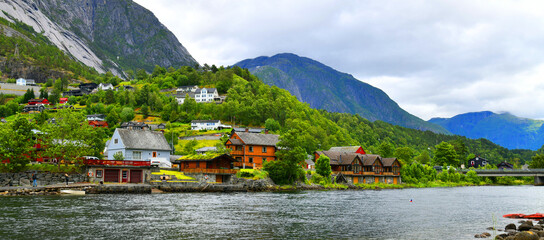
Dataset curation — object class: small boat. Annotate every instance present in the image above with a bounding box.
[503,213,544,219]
[60,189,86,195]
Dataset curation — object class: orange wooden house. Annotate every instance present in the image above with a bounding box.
[225,132,279,169]
[173,154,239,183]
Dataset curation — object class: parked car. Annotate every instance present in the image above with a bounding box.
[150,158,172,168]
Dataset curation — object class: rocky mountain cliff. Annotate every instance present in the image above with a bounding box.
[236,53,449,134]
[0,0,197,75]
[429,111,544,150]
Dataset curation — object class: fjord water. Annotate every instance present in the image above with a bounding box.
[1,186,542,239]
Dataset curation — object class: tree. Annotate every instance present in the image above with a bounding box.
[141,104,149,119]
[264,146,306,185]
[394,147,414,164]
[42,110,96,168]
[113,152,124,160]
[120,107,135,122]
[377,140,395,158]
[529,154,544,169]
[414,150,431,164]
[265,118,281,132]
[0,116,36,171]
[433,142,458,166]
[315,155,332,182]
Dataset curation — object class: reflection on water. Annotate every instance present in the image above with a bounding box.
[0,186,542,239]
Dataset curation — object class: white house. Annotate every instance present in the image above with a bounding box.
[97,83,114,91]
[175,92,196,104]
[106,128,171,161]
[191,120,231,130]
[176,85,199,93]
[194,88,219,103]
[16,78,34,86]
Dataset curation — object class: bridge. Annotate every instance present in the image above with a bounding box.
[459,169,544,185]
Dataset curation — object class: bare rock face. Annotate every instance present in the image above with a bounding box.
[0,0,198,75]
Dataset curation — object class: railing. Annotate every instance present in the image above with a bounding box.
[182,168,237,174]
[334,171,400,176]
[84,159,151,167]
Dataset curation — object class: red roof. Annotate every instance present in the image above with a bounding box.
[89,120,108,128]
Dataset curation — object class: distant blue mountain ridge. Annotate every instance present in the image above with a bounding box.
[235,53,449,134]
[429,111,544,150]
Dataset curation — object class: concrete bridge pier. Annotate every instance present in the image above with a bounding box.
[535,176,544,186]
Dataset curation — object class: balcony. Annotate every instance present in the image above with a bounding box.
[182,168,237,175]
[84,159,151,167]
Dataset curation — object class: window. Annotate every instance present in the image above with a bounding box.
[152,152,157,158]
[248,146,253,152]
[133,151,142,160]
[114,138,118,144]
[122,170,128,179]
[262,146,267,153]
[236,146,242,151]
[96,170,103,178]
[249,157,253,163]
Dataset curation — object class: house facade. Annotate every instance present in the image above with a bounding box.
[225,132,279,169]
[174,154,238,183]
[314,150,402,184]
[194,88,219,102]
[106,128,171,162]
[85,159,153,183]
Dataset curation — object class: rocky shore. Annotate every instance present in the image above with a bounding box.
[475,220,544,239]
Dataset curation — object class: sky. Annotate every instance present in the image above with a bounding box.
[134,0,544,120]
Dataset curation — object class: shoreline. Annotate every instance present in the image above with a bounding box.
[0,180,535,196]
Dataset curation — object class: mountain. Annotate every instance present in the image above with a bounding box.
[235,53,449,134]
[0,0,197,76]
[429,111,544,150]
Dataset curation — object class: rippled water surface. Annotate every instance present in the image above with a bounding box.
[1,186,543,239]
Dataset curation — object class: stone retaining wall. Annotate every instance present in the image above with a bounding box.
[0,172,87,187]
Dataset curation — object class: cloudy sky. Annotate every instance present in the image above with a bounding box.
[135,0,544,120]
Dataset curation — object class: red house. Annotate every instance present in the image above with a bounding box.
[89,120,109,128]
[59,98,68,104]
[28,99,49,105]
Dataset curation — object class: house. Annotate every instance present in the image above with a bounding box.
[314,149,401,184]
[497,161,514,170]
[59,98,68,104]
[232,128,265,134]
[305,158,315,170]
[174,154,238,183]
[328,146,366,155]
[87,114,107,121]
[16,78,34,86]
[63,89,84,97]
[191,120,232,130]
[89,120,108,128]
[174,92,196,104]
[28,99,49,105]
[79,83,98,94]
[97,83,114,91]
[149,123,166,131]
[195,146,217,155]
[22,105,45,113]
[84,159,153,183]
[121,85,135,91]
[468,156,488,168]
[194,88,219,103]
[120,121,149,130]
[176,85,199,93]
[225,132,279,169]
[106,128,172,162]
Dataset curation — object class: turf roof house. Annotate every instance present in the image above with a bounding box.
[226,132,279,169]
[106,129,171,161]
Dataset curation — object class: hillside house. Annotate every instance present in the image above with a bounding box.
[59,98,68,104]
[89,120,108,128]
[191,120,231,130]
[497,161,514,170]
[176,85,199,93]
[468,156,488,168]
[22,105,45,113]
[97,83,114,91]
[120,121,149,130]
[225,132,279,169]
[87,114,107,121]
[328,146,366,154]
[16,78,35,86]
[28,99,49,105]
[194,88,219,103]
[106,128,172,162]
[174,154,238,183]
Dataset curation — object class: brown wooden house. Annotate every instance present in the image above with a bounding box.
[381,157,401,184]
[173,154,238,183]
[225,132,279,169]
